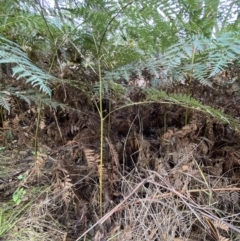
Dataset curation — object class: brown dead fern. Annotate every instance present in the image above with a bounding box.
[105,137,120,170]
[83,148,99,172]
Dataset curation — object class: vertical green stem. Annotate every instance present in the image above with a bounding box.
[34,101,42,157]
[164,110,167,133]
[93,33,104,217]
[184,104,189,125]
[0,106,7,147]
[98,57,104,217]
[185,47,196,125]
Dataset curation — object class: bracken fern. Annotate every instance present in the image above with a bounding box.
[0,36,53,96]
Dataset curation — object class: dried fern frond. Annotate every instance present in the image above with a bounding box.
[83,148,99,171]
[105,137,120,170]
[214,220,229,233]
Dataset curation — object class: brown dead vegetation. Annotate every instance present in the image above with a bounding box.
[1,65,240,241]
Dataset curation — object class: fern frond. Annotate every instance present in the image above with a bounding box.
[144,88,240,129]
[10,89,31,106]
[0,91,11,113]
[7,88,71,113]
[0,36,53,95]
[105,32,240,88]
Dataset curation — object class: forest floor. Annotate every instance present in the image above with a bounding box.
[1,67,240,241]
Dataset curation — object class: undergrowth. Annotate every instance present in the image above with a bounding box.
[1,1,240,241]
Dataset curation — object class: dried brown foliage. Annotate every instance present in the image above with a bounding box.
[1,68,240,241]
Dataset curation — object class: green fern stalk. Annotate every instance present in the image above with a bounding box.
[93,27,104,216]
[98,57,104,217]
[34,101,42,157]
[185,46,197,125]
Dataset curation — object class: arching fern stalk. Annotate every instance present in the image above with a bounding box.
[102,31,240,129]
[143,89,240,129]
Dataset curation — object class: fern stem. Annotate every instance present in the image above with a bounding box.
[0,106,7,147]
[98,0,135,53]
[185,46,196,125]
[164,110,167,133]
[184,106,189,126]
[98,57,104,218]
[34,101,42,157]
[93,32,104,217]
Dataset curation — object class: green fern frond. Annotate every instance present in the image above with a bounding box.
[110,32,240,87]
[0,91,11,113]
[144,88,240,129]
[9,88,31,106]
[11,88,71,111]
[0,36,53,95]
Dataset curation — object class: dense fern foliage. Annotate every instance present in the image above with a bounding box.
[0,0,239,124]
[106,31,240,83]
